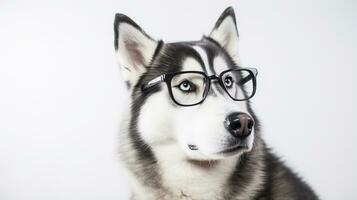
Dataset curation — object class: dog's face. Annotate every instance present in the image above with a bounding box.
[115,7,257,161]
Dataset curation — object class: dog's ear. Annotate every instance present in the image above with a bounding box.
[114,14,159,88]
[209,7,239,61]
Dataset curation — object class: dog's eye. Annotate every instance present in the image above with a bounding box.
[178,80,194,92]
[224,76,234,88]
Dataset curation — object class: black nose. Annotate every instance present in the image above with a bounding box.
[225,112,254,139]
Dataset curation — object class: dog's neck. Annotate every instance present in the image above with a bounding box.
[121,139,265,200]
[151,142,239,199]
[119,109,265,199]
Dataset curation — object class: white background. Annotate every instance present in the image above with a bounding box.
[0,0,356,199]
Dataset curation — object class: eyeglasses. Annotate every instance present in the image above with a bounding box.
[141,68,258,106]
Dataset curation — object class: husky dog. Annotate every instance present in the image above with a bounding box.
[113,7,318,200]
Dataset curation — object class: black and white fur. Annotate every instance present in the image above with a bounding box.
[114,7,318,200]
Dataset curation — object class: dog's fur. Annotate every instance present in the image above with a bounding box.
[114,7,318,200]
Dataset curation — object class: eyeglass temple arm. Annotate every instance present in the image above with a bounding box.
[141,75,165,91]
[238,69,258,85]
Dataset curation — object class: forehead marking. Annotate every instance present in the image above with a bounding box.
[192,46,210,75]
[181,57,203,72]
[192,45,225,97]
[213,56,229,75]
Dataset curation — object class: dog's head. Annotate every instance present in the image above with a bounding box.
[114,7,258,161]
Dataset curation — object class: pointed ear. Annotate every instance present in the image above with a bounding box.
[209,7,239,61]
[114,14,159,88]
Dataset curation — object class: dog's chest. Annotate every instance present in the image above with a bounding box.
[154,145,238,199]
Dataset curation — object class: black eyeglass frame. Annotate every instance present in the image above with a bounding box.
[141,68,258,106]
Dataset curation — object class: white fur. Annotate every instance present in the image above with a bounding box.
[181,56,202,72]
[138,88,175,145]
[153,143,238,199]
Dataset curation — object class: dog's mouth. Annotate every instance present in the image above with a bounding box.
[188,144,198,150]
[187,143,249,155]
[218,144,248,154]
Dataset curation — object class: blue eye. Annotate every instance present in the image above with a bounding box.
[179,80,191,91]
[224,76,233,88]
